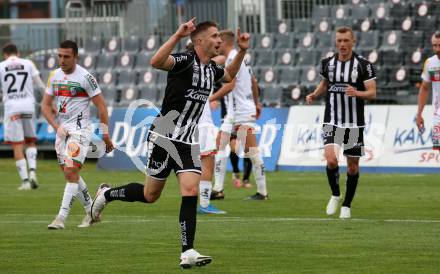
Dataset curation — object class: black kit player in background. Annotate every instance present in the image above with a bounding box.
[90,18,250,268]
[306,26,377,219]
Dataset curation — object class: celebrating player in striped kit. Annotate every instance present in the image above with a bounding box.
[306,26,377,219]
[0,44,45,190]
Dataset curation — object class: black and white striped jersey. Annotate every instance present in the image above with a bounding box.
[320,52,376,128]
[149,51,225,144]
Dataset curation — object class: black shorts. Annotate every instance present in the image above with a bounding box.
[146,132,202,180]
[322,125,365,157]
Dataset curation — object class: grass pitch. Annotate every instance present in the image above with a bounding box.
[0,159,439,274]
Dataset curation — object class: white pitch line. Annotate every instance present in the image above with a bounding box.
[1,216,440,224]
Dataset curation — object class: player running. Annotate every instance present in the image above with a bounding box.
[0,44,45,190]
[41,40,114,229]
[417,31,440,150]
[210,30,267,200]
[90,19,249,268]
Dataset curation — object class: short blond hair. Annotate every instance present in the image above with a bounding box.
[220,29,235,44]
[336,26,356,41]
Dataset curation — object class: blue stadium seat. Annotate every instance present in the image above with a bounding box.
[121,36,140,53]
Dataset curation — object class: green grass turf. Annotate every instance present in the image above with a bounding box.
[0,159,439,274]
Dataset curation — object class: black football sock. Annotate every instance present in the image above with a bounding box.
[179,196,197,253]
[342,173,359,207]
[104,182,148,203]
[243,158,252,181]
[326,166,341,196]
[230,151,240,173]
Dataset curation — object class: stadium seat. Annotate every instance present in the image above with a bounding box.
[80,53,97,71]
[96,52,116,72]
[277,20,293,34]
[121,36,140,53]
[137,68,157,86]
[44,54,57,70]
[84,36,102,54]
[254,50,275,66]
[117,70,137,87]
[350,4,370,20]
[379,50,405,66]
[373,18,395,31]
[296,50,320,66]
[139,85,159,105]
[333,18,351,28]
[254,33,275,50]
[358,31,380,51]
[274,33,295,49]
[134,52,154,71]
[118,85,140,106]
[401,31,424,51]
[98,70,118,88]
[331,5,351,20]
[244,51,256,66]
[316,32,333,51]
[361,49,380,66]
[380,31,402,51]
[101,86,119,106]
[261,85,283,107]
[296,32,316,49]
[404,48,430,69]
[259,67,278,86]
[104,37,121,53]
[115,52,136,72]
[313,18,333,33]
[301,66,320,88]
[398,17,415,32]
[275,49,296,67]
[414,16,437,32]
[142,35,161,52]
[156,70,168,86]
[279,67,301,85]
[390,2,411,18]
[312,5,331,19]
[371,3,391,20]
[388,66,411,90]
[293,18,312,33]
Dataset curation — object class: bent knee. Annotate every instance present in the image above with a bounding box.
[63,167,80,182]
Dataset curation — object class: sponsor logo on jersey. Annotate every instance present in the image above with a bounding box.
[429,68,440,82]
[185,89,209,101]
[175,55,188,63]
[328,83,348,93]
[5,64,25,71]
[85,73,98,90]
[366,63,373,78]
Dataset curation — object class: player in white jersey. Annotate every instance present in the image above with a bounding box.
[0,44,45,190]
[197,99,226,214]
[41,40,114,229]
[417,32,440,150]
[210,30,268,200]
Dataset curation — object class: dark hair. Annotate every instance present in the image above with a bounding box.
[186,42,194,52]
[59,40,78,56]
[335,26,356,40]
[190,21,218,42]
[434,31,440,39]
[2,43,18,55]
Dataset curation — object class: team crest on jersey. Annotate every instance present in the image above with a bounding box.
[70,86,78,96]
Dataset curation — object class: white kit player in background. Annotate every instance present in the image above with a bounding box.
[41,40,114,229]
[197,92,227,214]
[210,30,267,200]
[417,31,440,150]
[0,44,45,190]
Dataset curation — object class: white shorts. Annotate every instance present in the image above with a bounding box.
[198,124,218,156]
[220,114,256,135]
[55,127,92,168]
[3,113,37,144]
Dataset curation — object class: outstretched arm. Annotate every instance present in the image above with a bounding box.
[222,29,250,82]
[150,17,196,71]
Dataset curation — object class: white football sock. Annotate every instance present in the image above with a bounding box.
[213,153,227,192]
[199,180,212,208]
[58,182,78,220]
[250,154,267,196]
[15,159,29,182]
[25,147,37,171]
[76,177,92,213]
